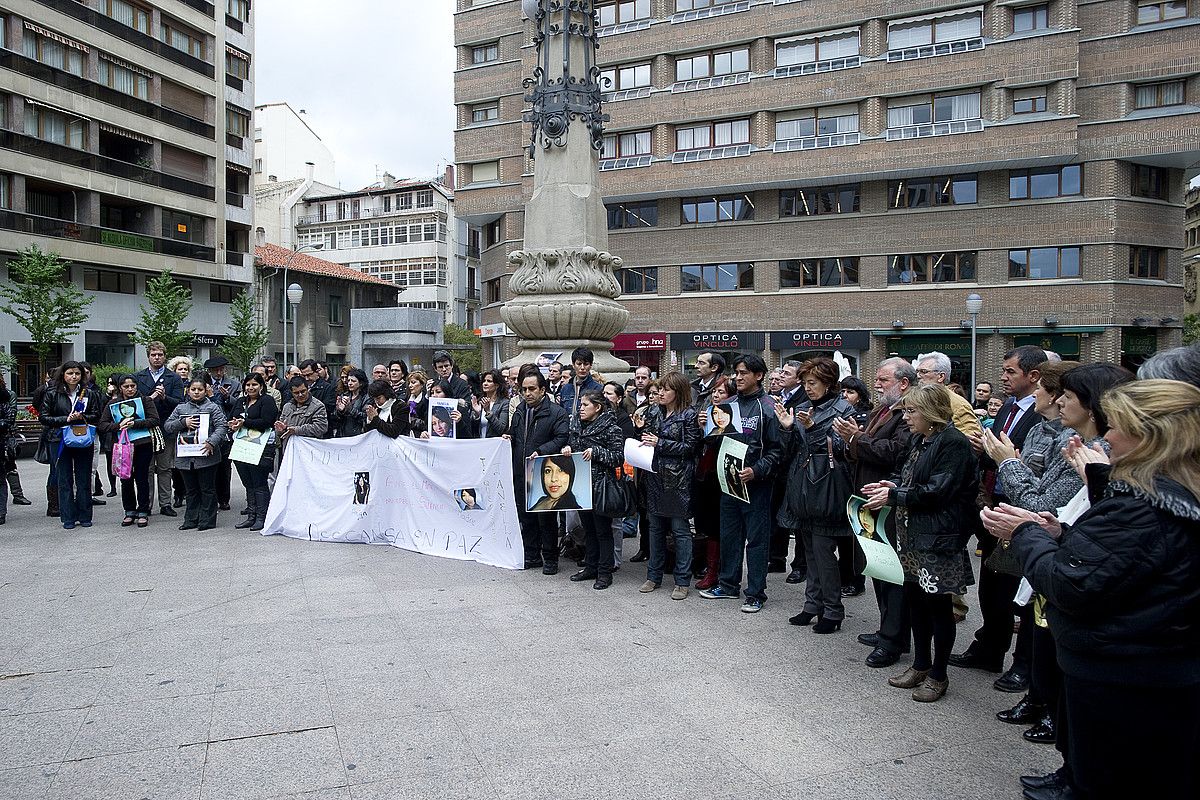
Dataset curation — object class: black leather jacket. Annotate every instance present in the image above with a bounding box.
[39,386,103,441]
[779,392,857,530]
[886,425,979,551]
[497,396,570,476]
[644,405,701,518]
[568,411,626,492]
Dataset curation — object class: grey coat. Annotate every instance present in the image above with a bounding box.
[164,398,228,470]
[997,421,1108,513]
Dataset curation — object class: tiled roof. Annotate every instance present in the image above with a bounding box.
[254,244,398,288]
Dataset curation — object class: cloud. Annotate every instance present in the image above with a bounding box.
[254,0,454,190]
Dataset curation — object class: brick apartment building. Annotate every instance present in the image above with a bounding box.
[453,0,1195,383]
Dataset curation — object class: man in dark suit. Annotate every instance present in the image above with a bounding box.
[133,341,185,516]
[951,345,1046,691]
[690,352,726,409]
[299,359,335,437]
[770,360,810,579]
[832,357,917,668]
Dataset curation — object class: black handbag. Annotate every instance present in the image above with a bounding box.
[34,433,51,465]
[984,538,1024,576]
[800,436,853,523]
[594,467,635,518]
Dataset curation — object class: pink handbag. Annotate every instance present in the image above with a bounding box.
[113,429,133,480]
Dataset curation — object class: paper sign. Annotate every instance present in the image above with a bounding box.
[428,397,458,439]
[704,400,742,438]
[716,436,750,503]
[525,453,592,512]
[230,427,268,465]
[623,438,655,472]
[175,413,210,458]
[847,495,904,585]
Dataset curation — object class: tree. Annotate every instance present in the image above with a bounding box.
[443,324,482,374]
[0,245,92,376]
[133,269,194,355]
[1185,313,1199,346]
[219,290,269,375]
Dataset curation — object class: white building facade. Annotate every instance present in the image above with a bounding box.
[252,101,335,188]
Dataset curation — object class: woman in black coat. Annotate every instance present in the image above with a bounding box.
[364,380,412,439]
[563,390,626,590]
[983,379,1200,800]
[778,357,858,632]
[864,383,979,703]
[97,374,161,527]
[227,373,279,531]
[332,368,370,437]
[40,361,103,529]
[639,372,700,599]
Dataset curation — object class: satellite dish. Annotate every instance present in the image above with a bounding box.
[521,0,540,20]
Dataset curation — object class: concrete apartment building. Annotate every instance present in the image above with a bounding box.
[0,0,256,394]
[454,0,1196,381]
[252,101,336,189]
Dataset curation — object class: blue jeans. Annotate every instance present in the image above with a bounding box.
[55,445,94,525]
[647,515,693,587]
[718,483,771,601]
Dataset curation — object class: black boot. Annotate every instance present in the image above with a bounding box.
[47,484,59,517]
[235,493,257,529]
[249,488,270,531]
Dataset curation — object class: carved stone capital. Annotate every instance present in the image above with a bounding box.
[507,247,623,299]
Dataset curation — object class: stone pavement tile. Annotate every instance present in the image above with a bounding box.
[315,639,412,679]
[217,585,312,627]
[450,705,605,762]
[44,744,206,800]
[0,764,56,800]
[304,591,391,622]
[337,710,479,785]
[200,727,346,800]
[67,693,213,759]
[0,666,110,716]
[209,683,333,742]
[347,766,498,800]
[598,734,774,798]
[96,653,220,705]
[0,708,87,769]
[214,645,323,692]
[477,745,617,800]
[326,670,453,725]
[262,789,349,800]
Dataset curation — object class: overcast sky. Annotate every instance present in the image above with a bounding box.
[254,1,455,190]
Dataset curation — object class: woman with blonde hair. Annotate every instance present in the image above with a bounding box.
[982,380,1200,800]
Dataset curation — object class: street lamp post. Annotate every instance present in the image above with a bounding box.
[282,243,323,367]
[966,293,983,396]
[287,283,304,368]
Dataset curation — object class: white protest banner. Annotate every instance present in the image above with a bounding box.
[263,432,523,570]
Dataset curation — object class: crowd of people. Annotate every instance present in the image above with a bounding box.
[7,339,1199,799]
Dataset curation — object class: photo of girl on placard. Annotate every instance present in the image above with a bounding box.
[109,397,151,442]
[428,398,458,439]
[525,453,591,512]
[454,487,484,511]
[705,401,741,438]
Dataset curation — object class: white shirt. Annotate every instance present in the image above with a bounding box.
[1003,393,1038,434]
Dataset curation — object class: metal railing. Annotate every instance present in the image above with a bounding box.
[294,202,448,226]
[0,209,216,261]
[226,191,246,207]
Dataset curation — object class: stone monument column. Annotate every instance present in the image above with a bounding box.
[501,0,630,376]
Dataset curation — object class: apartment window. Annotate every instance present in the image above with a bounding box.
[485,278,502,304]
[1013,4,1050,32]
[0,174,9,210]
[227,0,250,22]
[776,31,860,66]
[471,161,499,184]
[83,268,136,294]
[597,0,651,25]
[471,102,499,124]
[779,185,861,216]
[681,263,754,292]
[416,190,433,208]
[1013,86,1048,114]
[1130,246,1166,278]
[104,0,150,34]
[675,119,750,150]
[890,175,978,209]
[254,158,262,173]
[226,105,251,137]
[163,210,205,243]
[1135,80,1185,109]
[780,258,860,288]
[681,194,754,224]
[888,252,978,283]
[1137,1,1188,24]
[471,42,498,64]
[1133,164,1169,199]
[1009,247,1082,279]
[161,20,205,60]
[485,218,502,247]
[329,295,344,326]
[1010,165,1082,199]
[99,57,150,100]
[226,48,250,81]
[775,106,859,139]
[601,130,652,158]
[24,104,86,149]
[617,266,659,294]
[675,48,749,81]
[210,284,240,303]
[606,201,658,229]
[22,29,85,76]
[600,63,651,91]
[888,11,982,48]
[888,91,981,127]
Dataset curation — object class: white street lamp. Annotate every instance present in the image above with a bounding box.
[287,283,304,368]
[281,243,323,367]
[966,293,983,396]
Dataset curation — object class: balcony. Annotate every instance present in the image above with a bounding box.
[885,118,984,141]
[774,56,861,79]
[0,130,215,201]
[467,287,481,301]
[226,191,246,207]
[226,251,245,266]
[180,0,216,16]
[225,74,244,91]
[773,132,860,152]
[32,0,215,78]
[0,209,216,261]
[602,87,652,103]
[294,201,450,226]
[0,51,214,139]
[226,15,244,33]
[670,1,750,24]
[670,72,751,94]
[466,244,481,259]
[886,37,984,64]
[670,144,752,164]
[597,18,651,38]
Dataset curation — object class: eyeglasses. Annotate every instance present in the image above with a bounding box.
[915,368,941,377]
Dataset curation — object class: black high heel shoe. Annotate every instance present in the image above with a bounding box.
[788,611,818,626]
[813,617,842,634]
[629,550,648,563]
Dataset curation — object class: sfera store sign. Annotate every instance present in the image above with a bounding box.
[769,330,871,351]
[669,331,765,351]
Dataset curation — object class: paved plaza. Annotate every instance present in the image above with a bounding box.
[0,460,1055,799]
